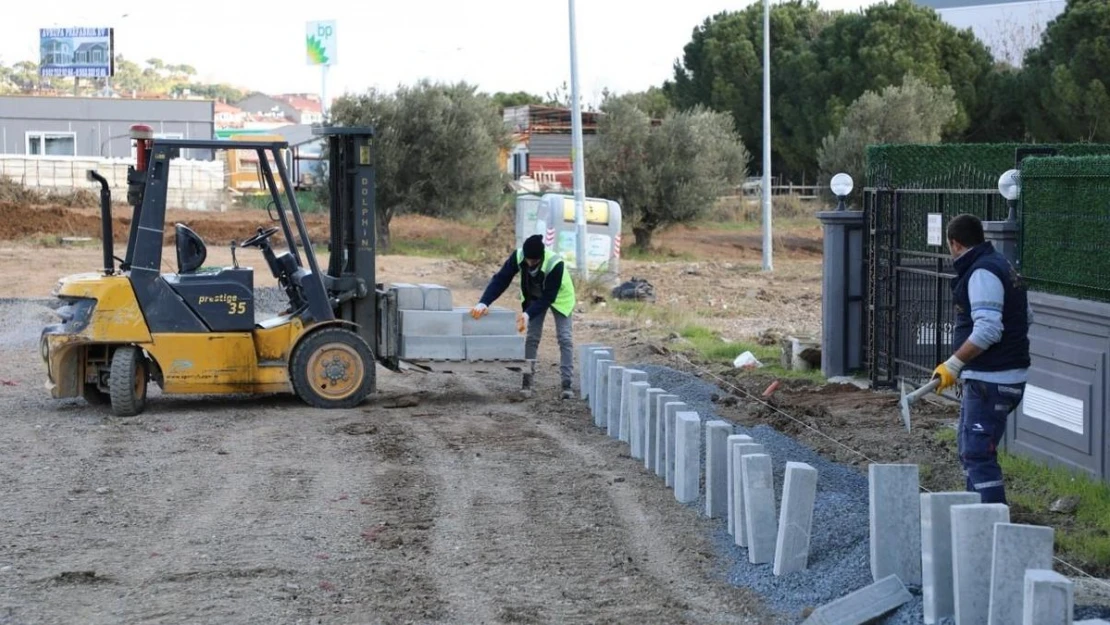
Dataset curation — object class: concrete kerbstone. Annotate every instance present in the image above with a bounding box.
[588,351,612,416]
[773,461,818,576]
[620,369,648,444]
[390,283,424,310]
[741,453,777,564]
[465,335,525,360]
[1022,569,1074,625]
[921,491,981,624]
[606,366,626,439]
[674,412,701,504]
[989,523,1055,625]
[629,382,651,460]
[460,307,519,336]
[952,503,1011,625]
[731,443,765,547]
[578,344,604,399]
[704,420,732,519]
[418,283,452,310]
[653,394,678,479]
[868,464,922,585]
[401,335,466,359]
[400,310,464,336]
[801,574,913,625]
[644,388,665,472]
[593,360,614,428]
[663,401,688,488]
[727,434,755,535]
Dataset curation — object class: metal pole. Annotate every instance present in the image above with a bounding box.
[321,65,329,119]
[568,0,589,280]
[761,0,773,272]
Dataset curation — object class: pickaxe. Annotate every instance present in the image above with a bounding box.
[899,378,940,432]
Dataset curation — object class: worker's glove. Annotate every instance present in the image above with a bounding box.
[470,303,488,319]
[931,356,964,393]
[517,312,529,333]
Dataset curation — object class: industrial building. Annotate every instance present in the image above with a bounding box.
[914,0,1066,65]
[0,95,216,160]
[502,105,601,191]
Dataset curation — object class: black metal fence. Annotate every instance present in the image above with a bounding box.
[863,169,1005,388]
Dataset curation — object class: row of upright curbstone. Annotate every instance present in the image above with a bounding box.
[579,346,822,582]
[578,346,1107,625]
[867,463,1097,625]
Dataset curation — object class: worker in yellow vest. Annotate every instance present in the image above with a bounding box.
[471,235,577,399]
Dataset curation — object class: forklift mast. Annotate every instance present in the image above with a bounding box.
[314,126,398,365]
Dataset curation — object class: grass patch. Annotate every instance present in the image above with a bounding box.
[620,245,695,262]
[387,237,484,263]
[933,427,1110,573]
[675,324,824,381]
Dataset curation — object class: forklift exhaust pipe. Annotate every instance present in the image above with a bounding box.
[86,169,113,275]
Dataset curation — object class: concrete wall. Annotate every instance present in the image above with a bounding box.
[1005,291,1110,480]
[0,154,228,211]
[0,96,215,160]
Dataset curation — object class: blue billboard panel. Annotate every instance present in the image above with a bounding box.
[39,27,115,78]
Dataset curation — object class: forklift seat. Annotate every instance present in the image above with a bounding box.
[174,224,207,274]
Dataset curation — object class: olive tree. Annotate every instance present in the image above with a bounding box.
[329,80,511,249]
[587,100,749,250]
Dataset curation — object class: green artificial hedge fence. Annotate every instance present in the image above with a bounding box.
[1021,155,1110,304]
[864,143,1110,303]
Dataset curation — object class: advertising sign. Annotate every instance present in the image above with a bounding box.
[306,20,337,66]
[39,27,114,78]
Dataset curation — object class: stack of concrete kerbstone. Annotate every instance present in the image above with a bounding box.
[391,283,524,361]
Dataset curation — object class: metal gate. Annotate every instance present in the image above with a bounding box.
[863,171,1004,388]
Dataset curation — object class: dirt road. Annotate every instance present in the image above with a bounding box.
[0,238,775,625]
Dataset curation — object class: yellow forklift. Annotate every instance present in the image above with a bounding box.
[40,124,408,416]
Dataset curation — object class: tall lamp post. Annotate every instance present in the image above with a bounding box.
[568,0,589,280]
[761,0,773,272]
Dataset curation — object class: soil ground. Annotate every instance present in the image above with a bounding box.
[1,201,1107,623]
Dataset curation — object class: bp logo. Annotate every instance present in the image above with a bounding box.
[306,21,336,66]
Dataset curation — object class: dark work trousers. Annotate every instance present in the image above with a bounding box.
[957,379,1026,504]
[525,306,573,388]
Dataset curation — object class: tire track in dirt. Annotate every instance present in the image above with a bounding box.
[393,367,768,625]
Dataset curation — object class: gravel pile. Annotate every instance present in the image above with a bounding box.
[633,363,1110,625]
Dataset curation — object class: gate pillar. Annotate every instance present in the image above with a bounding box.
[984,219,1020,267]
[818,209,866,377]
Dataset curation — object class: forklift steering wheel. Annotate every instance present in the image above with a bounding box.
[240,226,280,248]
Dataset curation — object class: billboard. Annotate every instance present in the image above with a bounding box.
[39,27,115,78]
[305,21,337,66]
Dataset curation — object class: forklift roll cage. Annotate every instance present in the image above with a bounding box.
[83,126,403,370]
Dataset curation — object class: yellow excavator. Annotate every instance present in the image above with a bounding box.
[41,124,402,416]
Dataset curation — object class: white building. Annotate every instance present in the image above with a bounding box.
[914,0,1067,66]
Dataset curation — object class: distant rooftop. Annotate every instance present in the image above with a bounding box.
[915,0,1049,8]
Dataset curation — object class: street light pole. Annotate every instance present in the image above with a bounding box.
[761,0,773,272]
[568,0,589,280]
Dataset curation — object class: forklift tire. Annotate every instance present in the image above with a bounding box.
[109,345,148,417]
[290,327,374,409]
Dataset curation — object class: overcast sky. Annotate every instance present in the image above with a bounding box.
[2,0,885,104]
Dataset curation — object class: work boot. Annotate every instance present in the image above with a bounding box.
[515,373,534,399]
[560,379,573,400]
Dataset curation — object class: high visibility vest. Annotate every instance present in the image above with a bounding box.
[515,248,576,316]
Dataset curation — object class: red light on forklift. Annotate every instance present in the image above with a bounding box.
[130,123,154,172]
